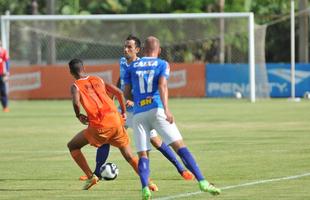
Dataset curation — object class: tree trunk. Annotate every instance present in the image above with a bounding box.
[30,0,41,64]
[47,0,56,64]
[218,0,225,64]
[298,0,308,63]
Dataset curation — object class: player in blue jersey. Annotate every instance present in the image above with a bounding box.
[119,35,193,181]
[124,36,221,200]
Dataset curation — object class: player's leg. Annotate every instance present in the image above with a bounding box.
[170,140,220,195]
[118,143,139,174]
[138,151,151,200]
[94,144,110,177]
[79,143,110,181]
[67,130,99,190]
[150,131,194,180]
[152,108,220,195]
[133,112,156,199]
[112,123,157,193]
[0,78,9,112]
[118,143,157,192]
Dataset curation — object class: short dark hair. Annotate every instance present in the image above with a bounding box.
[126,34,141,48]
[68,58,83,75]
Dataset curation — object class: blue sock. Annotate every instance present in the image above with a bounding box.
[157,142,185,174]
[94,144,110,177]
[177,147,205,181]
[138,157,150,188]
[0,82,8,108]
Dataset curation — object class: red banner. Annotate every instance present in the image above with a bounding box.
[9,63,205,99]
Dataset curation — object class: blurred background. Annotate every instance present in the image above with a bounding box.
[0,0,309,99]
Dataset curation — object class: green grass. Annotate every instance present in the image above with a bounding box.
[0,99,309,200]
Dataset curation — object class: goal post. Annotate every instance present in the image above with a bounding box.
[1,13,256,102]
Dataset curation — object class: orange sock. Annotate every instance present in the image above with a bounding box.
[70,149,92,178]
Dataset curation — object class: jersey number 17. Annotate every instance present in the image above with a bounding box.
[136,70,155,94]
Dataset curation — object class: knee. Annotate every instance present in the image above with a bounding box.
[138,151,148,158]
[151,137,162,148]
[67,140,78,151]
[170,140,185,152]
[67,141,73,151]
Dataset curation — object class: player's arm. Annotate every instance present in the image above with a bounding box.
[159,76,174,123]
[116,77,121,89]
[105,83,127,118]
[71,84,88,125]
[123,65,134,105]
[124,84,133,101]
[106,77,121,100]
[3,50,10,82]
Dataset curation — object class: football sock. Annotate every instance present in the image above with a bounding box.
[94,144,110,177]
[0,83,8,108]
[70,149,92,178]
[157,142,185,174]
[138,157,150,188]
[129,156,154,186]
[129,156,139,174]
[177,147,205,181]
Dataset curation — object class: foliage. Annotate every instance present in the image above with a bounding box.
[0,0,306,63]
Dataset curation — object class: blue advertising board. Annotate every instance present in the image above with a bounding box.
[206,64,249,97]
[206,63,310,97]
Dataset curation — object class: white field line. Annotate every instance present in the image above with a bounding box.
[154,172,310,200]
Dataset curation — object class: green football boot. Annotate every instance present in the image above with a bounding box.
[199,180,221,195]
[142,186,152,200]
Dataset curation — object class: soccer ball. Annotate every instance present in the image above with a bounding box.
[100,162,119,181]
[304,91,310,99]
[235,91,242,99]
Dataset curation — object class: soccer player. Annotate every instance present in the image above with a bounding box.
[79,35,193,183]
[67,58,157,190]
[124,36,221,199]
[119,35,193,180]
[0,40,10,112]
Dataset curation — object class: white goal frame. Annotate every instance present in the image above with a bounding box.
[1,13,256,102]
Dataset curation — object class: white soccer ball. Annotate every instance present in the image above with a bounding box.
[304,91,310,99]
[235,92,242,99]
[100,162,119,181]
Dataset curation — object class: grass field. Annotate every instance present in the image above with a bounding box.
[0,99,309,200]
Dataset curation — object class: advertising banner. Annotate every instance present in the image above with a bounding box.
[267,63,310,97]
[206,63,310,97]
[206,64,249,97]
[9,63,205,99]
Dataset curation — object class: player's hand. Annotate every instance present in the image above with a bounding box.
[165,109,174,124]
[78,114,89,125]
[126,100,134,107]
[121,112,127,121]
[3,74,9,82]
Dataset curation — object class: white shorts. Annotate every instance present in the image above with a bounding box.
[127,111,158,138]
[133,108,182,152]
[126,111,134,128]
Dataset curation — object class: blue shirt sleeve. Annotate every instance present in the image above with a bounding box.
[159,61,170,79]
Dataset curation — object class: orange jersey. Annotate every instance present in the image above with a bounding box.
[74,76,121,128]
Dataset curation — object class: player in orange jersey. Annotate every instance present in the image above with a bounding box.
[67,58,157,191]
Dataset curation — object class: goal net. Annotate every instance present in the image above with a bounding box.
[1,13,260,101]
